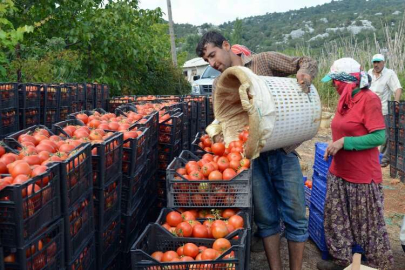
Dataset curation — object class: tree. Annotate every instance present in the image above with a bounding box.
[231,18,243,45]
[0,0,33,79]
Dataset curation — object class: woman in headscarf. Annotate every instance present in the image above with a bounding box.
[317,58,394,270]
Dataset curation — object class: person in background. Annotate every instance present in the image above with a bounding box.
[368,54,403,167]
[196,31,318,270]
[318,58,393,270]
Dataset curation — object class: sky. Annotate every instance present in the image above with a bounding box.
[138,0,332,26]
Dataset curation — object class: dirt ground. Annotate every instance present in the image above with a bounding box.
[250,127,405,270]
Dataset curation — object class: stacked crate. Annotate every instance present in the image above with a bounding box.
[0,137,64,269]
[156,109,184,207]
[40,84,60,128]
[388,101,400,179]
[85,83,94,110]
[309,142,332,260]
[18,83,41,129]
[0,83,19,138]
[68,83,86,113]
[59,84,72,121]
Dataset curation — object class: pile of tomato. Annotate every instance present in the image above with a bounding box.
[149,238,236,266]
[162,208,244,239]
[176,132,250,182]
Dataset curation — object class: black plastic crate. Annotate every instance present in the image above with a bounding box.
[3,218,65,270]
[108,97,135,113]
[391,140,399,156]
[91,132,123,188]
[41,84,59,108]
[41,108,59,128]
[66,83,80,102]
[95,212,121,270]
[388,113,397,128]
[71,101,85,113]
[64,190,94,263]
[4,125,55,151]
[131,224,246,270]
[390,153,397,167]
[59,106,71,122]
[66,234,96,270]
[85,83,94,101]
[121,196,154,253]
[190,132,214,157]
[121,164,147,215]
[390,166,398,178]
[103,251,121,270]
[18,83,41,108]
[397,155,405,171]
[0,163,61,248]
[94,173,122,231]
[0,83,18,109]
[86,100,94,111]
[94,84,103,103]
[59,143,93,210]
[19,107,41,129]
[166,150,252,208]
[59,85,72,107]
[0,108,19,138]
[122,127,149,177]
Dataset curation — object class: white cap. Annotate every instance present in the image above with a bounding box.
[372,54,385,62]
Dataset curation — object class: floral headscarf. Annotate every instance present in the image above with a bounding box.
[322,58,370,115]
[231,44,252,56]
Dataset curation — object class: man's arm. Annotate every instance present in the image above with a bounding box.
[263,52,318,93]
[395,88,402,102]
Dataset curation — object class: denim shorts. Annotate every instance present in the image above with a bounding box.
[252,149,308,242]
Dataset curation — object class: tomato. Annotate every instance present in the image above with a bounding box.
[108,122,119,131]
[240,158,250,168]
[201,163,215,177]
[175,193,189,206]
[166,211,183,227]
[0,161,7,174]
[73,129,90,139]
[209,161,218,171]
[38,151,50,163]
[34,134,48,145]
[0,153,18,166]
[175,222,193,237]
[213,238,231,254]
[185,161,200,174]
[211,143,225,156]
[76,113,89,124]
[228,215,244,229]
[176,246,184,256]
[22,155,42,166]
[201,248,219,260]
[222,209,237,219]
[204,147,212,152]
[36,143,56,153]
[89,131,103,141]
[182,211,196,221]
[229,159,240,171]
[227,152,242,162]
[217,157,230,172]
[180,256,194,262]
[0,145,5,157]
[183,243,199,258]
[88,119,101,128]
[208,170,222,181]
[189,170,203,181]
[211,220,229,239]
[176,168,187,175]
[9,161,32,178]
[202,153,214,161]
[202,138,212,147]
[161,250,179,262]
[197,159,209,168]
[192,224,209,238]
[151,251,164,262]
[4,254,16,263]
[226,223,235,234]
[32,166,50,186]
[223,168,237,180]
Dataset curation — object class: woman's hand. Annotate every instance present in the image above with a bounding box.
[324,138,344,161]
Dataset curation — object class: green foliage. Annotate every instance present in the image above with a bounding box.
[2,0,190,96]
[0,0,33,79]
[231,18,243,45]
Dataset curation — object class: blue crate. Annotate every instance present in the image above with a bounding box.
[379,153,383,164]
[310,184,325,213]
[312,171,327,196]
[313,142,332,177]
[308,206,329,259]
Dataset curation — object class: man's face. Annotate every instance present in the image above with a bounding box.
[373,61,385,73]
[201,42,232,73]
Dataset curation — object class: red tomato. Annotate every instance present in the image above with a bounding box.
[201,249,219,260]
[213,238,231,254]
[228,215,244,229]
[208,170,222,181]
[192,224,209,238]
[223,168,237,180]
[211,220,229,239]
[183,243,199,258]
[166,211,183,227]
[211,143,225,156]
[175,222,193,237]
[161,251,179,262]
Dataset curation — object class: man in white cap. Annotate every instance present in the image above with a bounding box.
[368,53,402,167]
